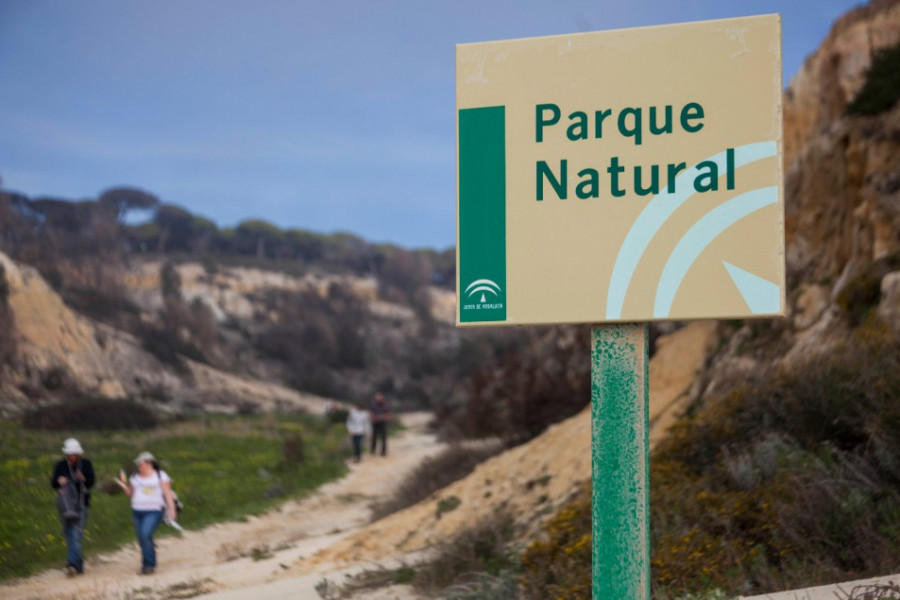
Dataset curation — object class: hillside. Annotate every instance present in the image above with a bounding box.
[1,0,899,598]
[297,321,718,573]
[0,253,349,415]
[305,0,900,594]
[0,238,480,409]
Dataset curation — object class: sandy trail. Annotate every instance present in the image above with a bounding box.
[1,413,442,600]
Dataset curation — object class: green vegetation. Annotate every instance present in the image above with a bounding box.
[0,412,348,581]
[520,482,592,599]
[315,564,417,599]
[445,326,591,446]
[847,39,900,116]
[369,443,504,522]
[520,320,900,599]
[413,513,518,594]
[0,262,16,367]
[436,495,462,516]
[22,398,159,431]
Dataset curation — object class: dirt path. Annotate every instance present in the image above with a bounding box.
[1,413,442,600]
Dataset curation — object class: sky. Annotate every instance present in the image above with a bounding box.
[0,0,865,250]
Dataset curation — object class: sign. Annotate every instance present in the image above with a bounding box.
[457,15,784,326]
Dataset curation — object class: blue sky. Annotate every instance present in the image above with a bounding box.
[0,0,864,250]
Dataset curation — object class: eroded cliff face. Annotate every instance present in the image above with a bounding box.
[695,0,900,397]
[772,2,900,341]
[0,250,454,415]
[0,252,126,408]
[783,0,900,167]
[785,101,900,292]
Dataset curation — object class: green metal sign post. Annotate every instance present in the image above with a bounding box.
[592,323,650,599]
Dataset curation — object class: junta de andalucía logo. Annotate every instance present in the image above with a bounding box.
[462,279,504,310]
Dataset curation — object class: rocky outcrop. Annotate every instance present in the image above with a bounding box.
[757,0,900,371]
[0,251,126,408]
[783,0,900,167]
[0,251,337,415]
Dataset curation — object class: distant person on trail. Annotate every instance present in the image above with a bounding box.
[369,392,393,456]
[121,452,177,575]
[51,438,95,577]
[346,401,370,462]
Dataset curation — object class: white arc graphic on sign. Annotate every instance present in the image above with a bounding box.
[465,279,501,300]
[605,141,777,319]
[652,186,778,318]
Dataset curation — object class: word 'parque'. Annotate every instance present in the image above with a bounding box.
[534,102,736,200]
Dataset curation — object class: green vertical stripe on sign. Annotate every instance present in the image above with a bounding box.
[458,106,507,323]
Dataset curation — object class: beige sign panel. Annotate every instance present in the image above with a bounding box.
[457,15,784,326]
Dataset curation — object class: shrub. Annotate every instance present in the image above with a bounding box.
[520,482,592,600]
[326,407,350,425]
[847,39,900,116]
[836,270,883,326]
[0,263,15,365]
[22,398,159,431]
[315,564,417,599]
[369,442,504,521]
[444,570,520,600]
[413,512,519,594]
[436,495,462,517]
[137,321,189,373]
[449,326,591,446]
[62,283,140,329]
[281,432,305,466]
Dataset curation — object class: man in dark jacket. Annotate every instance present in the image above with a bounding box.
[51,438,95,576]
[369,392,393,456]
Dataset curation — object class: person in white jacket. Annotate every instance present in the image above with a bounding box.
[346,402,370,463]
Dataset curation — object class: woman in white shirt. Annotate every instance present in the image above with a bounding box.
[346,402,370,463]
[123,451,177,574]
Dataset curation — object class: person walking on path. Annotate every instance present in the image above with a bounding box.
[346,401,370,462]
[51,438,95,576]
[369,392,393,456]
[121,452,177,575]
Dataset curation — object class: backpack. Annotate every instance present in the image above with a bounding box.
[172,489,185,513]
[156,471,184,515]
[56,480,82,523]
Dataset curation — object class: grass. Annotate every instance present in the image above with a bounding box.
[0,411,348,581]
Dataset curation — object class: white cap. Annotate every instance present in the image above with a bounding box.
[62,438,84,455]
[134,451,156,465]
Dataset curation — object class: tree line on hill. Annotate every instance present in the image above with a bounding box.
[0,182,455,291]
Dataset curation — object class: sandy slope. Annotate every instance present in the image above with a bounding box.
[0,413,442,600]
[294,322,719,574]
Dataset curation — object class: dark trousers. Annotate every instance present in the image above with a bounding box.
[371,422,387,455]
[62,507,88,572]
[351,434,363,461]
